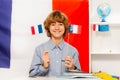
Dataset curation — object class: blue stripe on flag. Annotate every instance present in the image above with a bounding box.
[38,24,43,33]
[0,0,12,68]
[98,25,109,32]
[69,24,73,33]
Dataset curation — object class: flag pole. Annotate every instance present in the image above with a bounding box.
[67,32,70,56]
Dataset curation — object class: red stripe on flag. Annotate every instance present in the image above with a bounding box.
[31,26,35,35]
[93,24,96,31]
[78,25,82,34]
[93,24,98,31]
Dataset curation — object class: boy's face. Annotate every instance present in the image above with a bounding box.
[49,21,65,39]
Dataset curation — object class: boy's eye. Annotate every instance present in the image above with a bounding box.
[59,23,63,26]
[51,23,55,26]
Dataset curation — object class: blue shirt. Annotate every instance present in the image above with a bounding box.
[29,39,81,77]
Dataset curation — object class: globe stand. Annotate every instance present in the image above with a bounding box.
[101,18,106,22]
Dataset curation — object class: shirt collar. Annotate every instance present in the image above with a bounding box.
[48,39,65,50]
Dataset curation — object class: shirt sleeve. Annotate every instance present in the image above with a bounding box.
[73,49,81,71]
[29,47,49,77]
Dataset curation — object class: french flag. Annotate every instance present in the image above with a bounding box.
[69,24,82,34]
[31,24,43,35]
[93,24,109,32]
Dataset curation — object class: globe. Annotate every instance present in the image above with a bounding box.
[97,3,111,22]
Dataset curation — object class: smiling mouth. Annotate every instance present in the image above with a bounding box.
[54,31,61,33]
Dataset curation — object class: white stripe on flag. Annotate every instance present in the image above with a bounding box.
[69,24,81,34]
[72,25,79,33]
[34,25,39,34]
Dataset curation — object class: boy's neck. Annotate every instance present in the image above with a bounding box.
[51,37,63,45]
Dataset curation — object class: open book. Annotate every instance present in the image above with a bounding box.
[56,70,101,80]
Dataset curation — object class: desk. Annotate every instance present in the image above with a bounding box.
[0,75,101,80]
[28,76,102,80]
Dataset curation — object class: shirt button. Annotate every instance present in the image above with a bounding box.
[56,61,59,63]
